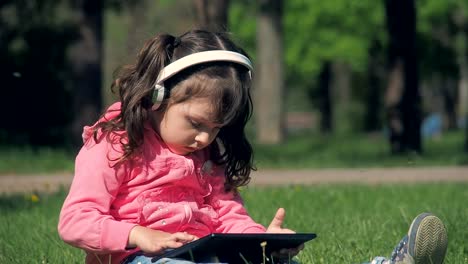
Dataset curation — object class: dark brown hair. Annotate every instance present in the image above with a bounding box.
[94,30,255,190]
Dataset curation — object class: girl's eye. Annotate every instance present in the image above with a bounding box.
[189,119,201,128]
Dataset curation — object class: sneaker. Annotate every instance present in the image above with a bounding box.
[390,213,448,264]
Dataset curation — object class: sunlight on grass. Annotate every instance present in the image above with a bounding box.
[242,183,467,263]
[1,184,466,263]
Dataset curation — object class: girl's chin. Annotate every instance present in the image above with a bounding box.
[168,146,193,156]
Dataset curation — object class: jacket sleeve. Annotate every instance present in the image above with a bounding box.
[58,136,137,252]
[207,173,266,234]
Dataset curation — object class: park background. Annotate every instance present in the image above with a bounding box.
[0,0,467,263]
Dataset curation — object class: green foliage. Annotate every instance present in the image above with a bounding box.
[1,184,466,263]
[416,0,464,77]
[229,0,467,136]
[417,0,461,29]
[229,0,386,80]
[228,2,257,58]
[284,0,385,77]
[229,0,388,133]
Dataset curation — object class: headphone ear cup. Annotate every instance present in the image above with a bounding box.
[151,84,166,111]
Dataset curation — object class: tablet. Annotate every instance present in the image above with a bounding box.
[152,233,317,263]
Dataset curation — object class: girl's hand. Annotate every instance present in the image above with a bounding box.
[266,208,305,259]
[128,226,197,254]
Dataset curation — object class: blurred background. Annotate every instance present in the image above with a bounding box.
[1,0,468,173]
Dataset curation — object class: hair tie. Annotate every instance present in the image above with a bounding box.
[173,37,181,47]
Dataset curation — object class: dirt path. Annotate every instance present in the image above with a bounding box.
[1,166,467,195]
[249,167,468,185]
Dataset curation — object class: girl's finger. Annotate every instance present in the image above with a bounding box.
[172,232,197,244]
[165,240,184,249]
[267,208,286,230]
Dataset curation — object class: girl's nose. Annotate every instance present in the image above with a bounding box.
[195,131,213,146]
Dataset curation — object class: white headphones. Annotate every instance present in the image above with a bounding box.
[151,50,253,111]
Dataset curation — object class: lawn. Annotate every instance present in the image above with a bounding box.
[1,183,466,263]
[253,131,468,169]
[1,131,467,175]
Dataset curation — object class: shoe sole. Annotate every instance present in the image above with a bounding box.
[407,213,448,264]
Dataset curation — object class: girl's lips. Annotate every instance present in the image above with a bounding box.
[185,146,198,152]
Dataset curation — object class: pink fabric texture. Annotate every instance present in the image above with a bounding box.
[58,103,265,264]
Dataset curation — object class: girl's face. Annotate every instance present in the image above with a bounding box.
[151,98,222,155]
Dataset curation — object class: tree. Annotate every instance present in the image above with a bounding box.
[284,1,385,133]
[384,0,422,154]
[194,0,230,31]
[364,39,385,132]
[69,0,103,149]
[255,0,285,143]
[229,1,386,135]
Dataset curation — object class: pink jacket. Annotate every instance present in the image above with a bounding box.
[58,103,266,264]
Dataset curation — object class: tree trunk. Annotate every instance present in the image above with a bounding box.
[318,61,332,133]
[69,0,103,149]
[255,0,285,143]
[364,40,383,132]
[331,62,351,106]
[331,61,351,132]
[384,0,422,154]
[194,0,230,31]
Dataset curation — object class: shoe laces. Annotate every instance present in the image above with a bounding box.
[390,235,409,262]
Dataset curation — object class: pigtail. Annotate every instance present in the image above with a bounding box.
[94,34,179,162]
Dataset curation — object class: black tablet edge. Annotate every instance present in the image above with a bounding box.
[152,232,317,261]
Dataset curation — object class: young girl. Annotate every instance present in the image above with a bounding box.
[58,30,447,264]
[58,29,299,264]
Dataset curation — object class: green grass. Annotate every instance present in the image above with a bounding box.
[0,147,75,175]
[1,184,466,263]
[253,131,468,169]
[242,184,468,263]
[0,131,467,175]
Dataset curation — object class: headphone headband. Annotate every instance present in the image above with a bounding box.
[151,50,253,110]
[156,50,253,84]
